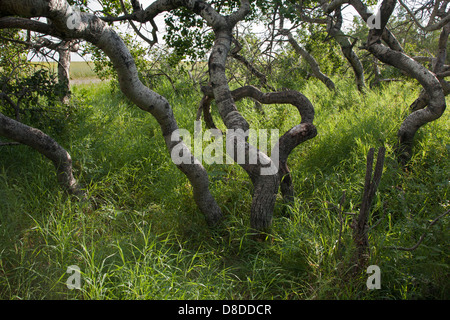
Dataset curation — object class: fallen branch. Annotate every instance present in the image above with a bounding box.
[385,209,450,251]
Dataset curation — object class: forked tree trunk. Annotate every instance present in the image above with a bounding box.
[352,147,385,271]
[202,84,317,211]
[0,0,317,233]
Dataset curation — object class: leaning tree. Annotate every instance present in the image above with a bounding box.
[0,0,319,234]
[344,0,447,164]
[266,0,447,164]
[0,0,447,233]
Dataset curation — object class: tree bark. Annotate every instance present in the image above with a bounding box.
[349,0,404,52]
[57,41,71,104]
[282,29,336,91]
[0,0,223,226]
[359,0,447,164]
[327,8,366,92]
[0,111,83,197]
[409,23,450,111]
[56,40,79,104]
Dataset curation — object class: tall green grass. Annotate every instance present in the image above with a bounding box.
[0,77,448,299]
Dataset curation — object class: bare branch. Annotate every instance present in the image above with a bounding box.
[230,37,275,91]
[352,147,386,270]
[281,29,336,91]
[385,209,450,251]
[118,0,157,46]
[399,0,450,31]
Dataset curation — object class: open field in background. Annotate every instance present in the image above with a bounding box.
[31,61,98,80]
[0,69,448,299]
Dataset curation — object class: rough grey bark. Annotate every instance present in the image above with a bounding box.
[0,111,83,196]
[354,0,447,164]
[0,0,223,226]
[281,29,336,91]
[0,0,317,232]
[327,8,366,92]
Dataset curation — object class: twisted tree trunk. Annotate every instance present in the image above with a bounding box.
[356,0,447,164]
[0,0,223,226]
[202,84,317,206]
[409,23,450,112]
[0,0,318,233]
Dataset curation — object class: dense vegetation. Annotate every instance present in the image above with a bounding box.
[1,70,448,299]
[0,0,449,301]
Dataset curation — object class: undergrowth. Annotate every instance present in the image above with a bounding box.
[0,76,448,299]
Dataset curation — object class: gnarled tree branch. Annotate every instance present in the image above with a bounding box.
[356,0,447,164]
[0,111,84,197]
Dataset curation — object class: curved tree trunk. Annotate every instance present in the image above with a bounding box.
[0,111,83,197]
[327,8,366,92]
[0,0,223,226]
[201,84,317,208]
[0,0,318,233]
[90,22,223,227]
[409,23,450,112]
[203,15,318,232]
[364,0,446,165]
